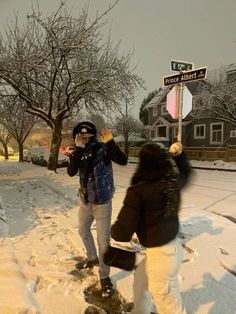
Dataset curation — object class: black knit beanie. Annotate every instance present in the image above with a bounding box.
[72,121,97,140]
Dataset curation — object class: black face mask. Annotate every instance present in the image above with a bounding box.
[80,141,99,169]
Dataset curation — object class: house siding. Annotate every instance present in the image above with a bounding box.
[223,122,236,145]
[145,78,236,148]
[185,118,236,147]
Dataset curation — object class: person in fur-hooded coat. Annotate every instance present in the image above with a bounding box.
[111,142,192,314]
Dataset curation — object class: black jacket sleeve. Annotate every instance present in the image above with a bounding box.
[111,187,141,242]
[106,139,128,165]
[173,151,192,189]
[67,148,83,177]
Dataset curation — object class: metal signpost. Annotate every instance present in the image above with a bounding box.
[164,62,207,142]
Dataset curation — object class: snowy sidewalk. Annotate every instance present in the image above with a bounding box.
[1,161,236,313]
[0,238,39,314]
[0,198,39,313]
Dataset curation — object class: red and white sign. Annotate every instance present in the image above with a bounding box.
[166,85,192,119]
[166,86,178,118]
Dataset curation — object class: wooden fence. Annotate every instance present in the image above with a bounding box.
[128,146,236,162]
[184,146,236,162]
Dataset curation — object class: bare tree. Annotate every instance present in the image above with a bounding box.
[194,71,236,126]
[0,124,11,159]
[85,113,107,133]
[114,100,142,156]
[0,2,144,170]
[0,95,38,161]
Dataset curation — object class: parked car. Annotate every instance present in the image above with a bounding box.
[23,149,31,162]
[25,147,69,167]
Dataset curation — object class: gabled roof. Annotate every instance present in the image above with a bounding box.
[150,116,171,128]
[227,63,236,73]
[145,87,170,108]
[148,116,192,129]
[145,80,207,109]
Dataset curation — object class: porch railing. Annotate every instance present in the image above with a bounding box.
[179,146,236,162]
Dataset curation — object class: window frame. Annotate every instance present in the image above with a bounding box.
[161,104,168,115]
[194,124,206,139]
[230,130,236,138]
[153,106,157,117]
[158,125,167,138]
[210,122,223,145]
[173,126,178,139]
[150,129,155,139]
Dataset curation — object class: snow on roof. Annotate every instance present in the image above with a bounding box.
[227,63,236,73]
[145,87,170,108]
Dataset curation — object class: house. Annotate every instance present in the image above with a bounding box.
[226,63,236,83]
[145,66,236,148]
[144,81,201,147]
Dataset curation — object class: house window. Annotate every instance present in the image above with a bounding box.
[230,130,236,137]
[158,126,167,137]
[161,105,168,115]
[210,122,223,144]
[194,124,205,139]
[173,126,178,139]
[153,106,157,117]
[150,129,155,139]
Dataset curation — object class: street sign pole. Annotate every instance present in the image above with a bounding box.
[165,63,207,144]
[171,61,192,141]
[177,82,184,142]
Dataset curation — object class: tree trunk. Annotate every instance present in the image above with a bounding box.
[3,143,9,160]
[47,121,62,171]
[18,143,24,162]
[124,137,129,157]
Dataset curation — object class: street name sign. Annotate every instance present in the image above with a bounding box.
[170,60,194,72]
[163,67,207,86]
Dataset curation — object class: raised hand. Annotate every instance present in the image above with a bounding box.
[100,128,113,143]
[75,134,85,148]
[169,142,183,156]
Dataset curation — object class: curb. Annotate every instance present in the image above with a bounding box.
[190,166,236,172]
[128,160,236,172]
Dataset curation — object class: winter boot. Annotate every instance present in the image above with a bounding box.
[100,277,114,297]
[76,258,99,270]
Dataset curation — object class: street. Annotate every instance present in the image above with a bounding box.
[113,163,236,222]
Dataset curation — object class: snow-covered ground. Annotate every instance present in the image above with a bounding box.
[0,159,236,314]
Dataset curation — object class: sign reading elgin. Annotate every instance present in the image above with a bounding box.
[163,67,207,86]
[170,60,194,72]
